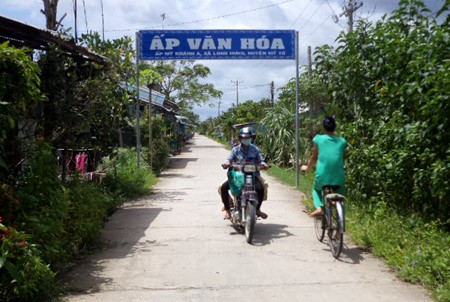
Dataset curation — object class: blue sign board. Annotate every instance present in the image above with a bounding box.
[139,30,296,60]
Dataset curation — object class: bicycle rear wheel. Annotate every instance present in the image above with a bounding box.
[314,214,325,242]
[328,202,344,258]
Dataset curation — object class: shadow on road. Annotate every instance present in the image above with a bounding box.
[317,240,368,264]
[60,206,162,294]
[247,223,294,246]
[338,246,368,264]
[159,172,196,179]
[167,157,198,169]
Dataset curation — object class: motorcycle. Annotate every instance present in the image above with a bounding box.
[222,162,268,244]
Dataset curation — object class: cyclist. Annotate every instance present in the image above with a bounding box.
[301,115,347,217]
[221,127,269,219]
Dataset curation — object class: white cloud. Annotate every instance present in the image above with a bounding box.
[0,0,445,120]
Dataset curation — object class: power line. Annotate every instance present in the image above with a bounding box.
[299,14,333,45]
[290,0,313,27]
[105,0,294,32]
[298,0,326,32]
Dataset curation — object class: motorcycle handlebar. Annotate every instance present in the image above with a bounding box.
[221,163,270,171]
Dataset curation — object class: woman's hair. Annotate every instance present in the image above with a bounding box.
[322,115,336,132]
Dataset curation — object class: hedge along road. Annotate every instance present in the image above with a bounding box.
[62,134,431,302]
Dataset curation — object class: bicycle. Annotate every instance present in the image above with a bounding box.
[314,185,346,258]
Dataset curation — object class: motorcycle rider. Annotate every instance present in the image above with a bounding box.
[221,127,269,220]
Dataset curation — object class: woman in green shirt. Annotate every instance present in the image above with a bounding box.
[301,115,347,217]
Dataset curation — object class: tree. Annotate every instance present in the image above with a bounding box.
[41,0,66,31]
[0,42,44,182]
[314,0,450,221]
[151,60,223,108]
[37,33,135,152]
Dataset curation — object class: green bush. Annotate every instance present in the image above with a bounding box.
[0,143,158,301]
[314,0,450,223]
[15,141,69,267]
[101,148,158,199]
[347,202,450,301]
[0,222,56,302]
[141,114,171,175]
[62,178,117,254]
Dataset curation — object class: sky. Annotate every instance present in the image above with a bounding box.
[0,0,445,121]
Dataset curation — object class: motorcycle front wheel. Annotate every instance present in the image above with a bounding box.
[245,201,257,244]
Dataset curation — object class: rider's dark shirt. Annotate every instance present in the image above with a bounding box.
[227,144,266,175]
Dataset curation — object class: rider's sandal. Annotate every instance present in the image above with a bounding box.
[224,209,232,220]
[257,210,268,219]
[309,208,322,218]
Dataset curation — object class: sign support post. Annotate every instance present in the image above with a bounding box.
[295,31,300,188]
[135,29,300,181]
[135,32,141,169]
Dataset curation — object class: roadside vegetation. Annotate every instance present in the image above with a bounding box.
[201,1,450,300]
[1,0,449,301]
[0,18,215,302]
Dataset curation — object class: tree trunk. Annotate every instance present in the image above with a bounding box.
[41,0,59,30]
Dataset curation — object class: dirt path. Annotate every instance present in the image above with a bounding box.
[61,134,431,302]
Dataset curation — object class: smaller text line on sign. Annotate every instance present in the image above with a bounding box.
[139,30,296,60]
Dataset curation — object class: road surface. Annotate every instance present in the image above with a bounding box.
[61,134,431,302]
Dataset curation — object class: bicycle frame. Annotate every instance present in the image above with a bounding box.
[314,185,346,258]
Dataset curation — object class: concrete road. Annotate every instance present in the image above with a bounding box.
[61,135,431,302]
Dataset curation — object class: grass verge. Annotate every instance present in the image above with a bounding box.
[265,165,315,213]
[266,165,449,302]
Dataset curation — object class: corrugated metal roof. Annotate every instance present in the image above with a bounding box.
[0,15,106,64]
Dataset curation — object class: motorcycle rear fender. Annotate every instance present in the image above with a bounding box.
[241,191,258,204]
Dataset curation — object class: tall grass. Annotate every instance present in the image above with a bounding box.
[267,165,450,302]
[266,165,315,213]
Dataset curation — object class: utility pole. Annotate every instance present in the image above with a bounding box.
[270,81,275,107]
[231,79,242,106]
[307,46,313,118]
[218,99,221,117]
[307,46,312,76]
[74,0,78,41]
[339,0,363,33]
[100,0,105,41]
[148,87,153,170]
[161,13,166,29]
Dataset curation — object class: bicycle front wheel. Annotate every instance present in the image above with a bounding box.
[328,201,344,258]
[314,214,325,242]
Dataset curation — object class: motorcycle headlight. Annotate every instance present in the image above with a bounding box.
[243,165,257,173]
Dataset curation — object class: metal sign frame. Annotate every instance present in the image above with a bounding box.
[139,30,295,60]
[135,29,301,187]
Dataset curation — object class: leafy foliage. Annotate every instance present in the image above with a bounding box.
[151,60,223,106]
[315,0,450,223]
[100,148,158,199]
[308,0,450,299]
[347,202,450,301]
[249,1,450,299]
[0,42,45,182]
[37,39,130,153]
[0,142,156,301]
[0,221,56,302]
[140,114,171,175]
[0,31,161,300]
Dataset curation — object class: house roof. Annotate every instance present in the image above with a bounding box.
[0,15,106,64]
[120,83,180,114]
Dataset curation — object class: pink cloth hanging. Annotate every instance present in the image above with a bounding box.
[75,153,82,170]
[80,152,87,174]
[75,152,88,174]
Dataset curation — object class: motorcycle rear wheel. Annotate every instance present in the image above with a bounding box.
[245,201,256,244]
